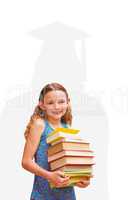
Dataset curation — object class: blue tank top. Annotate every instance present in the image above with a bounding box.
[30,119,76,200]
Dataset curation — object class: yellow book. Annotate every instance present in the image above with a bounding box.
[47,127,80,137]
[46,128,80,144]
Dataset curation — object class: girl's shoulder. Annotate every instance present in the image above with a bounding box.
[32,116,45,131]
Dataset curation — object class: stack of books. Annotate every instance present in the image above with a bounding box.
[46,127,94,188]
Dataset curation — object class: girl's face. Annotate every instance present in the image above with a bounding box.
[40,90,69,120]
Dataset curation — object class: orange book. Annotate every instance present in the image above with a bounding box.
[47,141,90,156]
[50,156,94,170]
[48,150,94,162]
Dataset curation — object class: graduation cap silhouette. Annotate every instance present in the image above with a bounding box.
[30,21,89,41]
[29,22,91,91]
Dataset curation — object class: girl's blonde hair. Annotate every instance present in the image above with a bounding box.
[24,82,72,139]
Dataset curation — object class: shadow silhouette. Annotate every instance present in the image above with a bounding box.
[0,22,108,200]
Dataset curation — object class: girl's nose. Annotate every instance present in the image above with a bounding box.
[54,103,59,109]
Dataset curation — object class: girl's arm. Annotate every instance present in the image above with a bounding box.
[21,118,50,179]
[21,118,69,187]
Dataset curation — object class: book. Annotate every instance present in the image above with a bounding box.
[51,137,89,146]
[63,170,93,176]
[48,127,80,137]
[46,132,81,144]
[49,175,92,188]
[47,141,90,156]
[52,164,93,172]
[50,156,94,170]
[48,150,94,162]
[46,127,80,144]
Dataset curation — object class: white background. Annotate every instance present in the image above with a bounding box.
[0,1,132,199]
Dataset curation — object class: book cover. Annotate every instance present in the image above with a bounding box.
[46,132,81,144]
[49,175,91,188]
[47,142,90,156]
[50,156,94,170]
[47,127,80,137]
[52,164,93,172]
[51,137,89,146]
[48,150,94,162]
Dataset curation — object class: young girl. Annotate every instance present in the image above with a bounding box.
[21,82,90,200]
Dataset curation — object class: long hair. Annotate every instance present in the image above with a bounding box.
[24,82,72,139]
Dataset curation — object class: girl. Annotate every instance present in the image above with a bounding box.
[21,82,90,200]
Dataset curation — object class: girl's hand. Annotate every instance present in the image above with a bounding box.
[75,178,90,188]
[47,170,70,188]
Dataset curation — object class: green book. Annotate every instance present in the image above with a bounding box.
[64,172,92,177]
[49,175,91,188]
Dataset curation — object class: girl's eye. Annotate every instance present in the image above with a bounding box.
[48,102,53,104]
[59,100,65,103]
[48,100,65,104]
